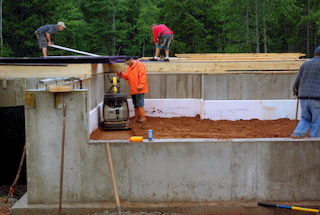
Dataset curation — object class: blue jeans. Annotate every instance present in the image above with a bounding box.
[132,93,144,108]
[293,99,320,137]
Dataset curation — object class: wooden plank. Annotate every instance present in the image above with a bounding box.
[144,61,304,73]
[175,53,306,58]
[0,64,93,78]
[109,61,304,74]
[24,91,36,107]
[141,57,304,61]
[48,85,73,92]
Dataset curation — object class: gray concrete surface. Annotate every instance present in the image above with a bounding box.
[12,194,320,215]
[0,78,40,107]
[5,64,320,215]
[22,91,320,203]
[118,73,298,100]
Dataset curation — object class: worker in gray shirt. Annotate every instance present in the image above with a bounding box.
[35,22,66,56]
[291,46,320,138]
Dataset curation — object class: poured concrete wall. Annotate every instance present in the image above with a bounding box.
[116,73,297,100]
[0,78,40,107]
[25,90,320,205]
[0,71,297,109]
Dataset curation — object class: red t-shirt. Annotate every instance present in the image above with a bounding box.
[152,24,174,44]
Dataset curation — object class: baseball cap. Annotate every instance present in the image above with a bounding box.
[124,56,132,62]
[57,22,66,28]
[315,46,320,54]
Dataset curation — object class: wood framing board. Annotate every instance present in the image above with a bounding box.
[109,60,305,73]
[141,57,305,61]
[0,64,106,78]
[175,53,306,58]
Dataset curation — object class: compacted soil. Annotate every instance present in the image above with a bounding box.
[90,115,304,140]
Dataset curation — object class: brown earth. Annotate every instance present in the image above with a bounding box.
[90,115,306,140]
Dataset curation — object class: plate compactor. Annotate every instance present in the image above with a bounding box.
[101,74,130,131]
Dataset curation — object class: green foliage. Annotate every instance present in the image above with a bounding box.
[3,0,58,56]
[1,0,320,57]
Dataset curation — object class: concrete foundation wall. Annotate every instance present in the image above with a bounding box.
[25,90,90,204]
[0,78,40,107]
[0,72,297,108]
[25,90,320,205]
[90,139,320,203]
[113,73,298,100]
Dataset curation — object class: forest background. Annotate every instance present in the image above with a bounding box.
[1,0,320,58]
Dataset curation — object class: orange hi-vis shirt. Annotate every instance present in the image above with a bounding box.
[121,60,148,95]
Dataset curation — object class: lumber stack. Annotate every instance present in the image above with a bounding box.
[140,53,306,62]
[174,53,306,61]
[113,53,307,74]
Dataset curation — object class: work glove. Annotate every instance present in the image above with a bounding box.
[117,71,123,77]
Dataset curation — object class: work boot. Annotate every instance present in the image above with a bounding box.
[290,133,303,139]
[137,107,147,123]
[134,108,140,122]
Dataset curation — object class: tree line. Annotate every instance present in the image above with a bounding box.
[2,0,320,58]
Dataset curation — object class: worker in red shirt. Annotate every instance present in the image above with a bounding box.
[149,23,174,62]
[117,57,148,123]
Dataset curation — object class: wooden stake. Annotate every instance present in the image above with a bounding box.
[58,103,67,215]
[4,145,26,203]
[106,143,121,214]
[295,98,299,126]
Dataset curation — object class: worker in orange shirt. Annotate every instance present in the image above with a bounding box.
[117,57,148,123]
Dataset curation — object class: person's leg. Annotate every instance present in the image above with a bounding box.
[150,36,166,61]
[165,49,169,58]
[137,107,146,123]
[42,47,48,56]
[38,34,48,56]
[292,99,312,137]
[163,35,173,61]
[134,108,140,121]
[149,48,160,61]
[131,95,140,121]
[155,48,160,58]
[135,94,146,123]
[309,99,320,137]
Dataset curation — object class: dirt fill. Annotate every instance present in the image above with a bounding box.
[90,115,303,140]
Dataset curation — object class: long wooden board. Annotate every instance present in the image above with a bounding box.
[175,53,306,58]
[109,60,305,74]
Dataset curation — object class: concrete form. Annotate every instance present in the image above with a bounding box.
[1,55,319,214]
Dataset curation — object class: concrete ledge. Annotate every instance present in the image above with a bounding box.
[11,194,320,215]
[88,137,319,144]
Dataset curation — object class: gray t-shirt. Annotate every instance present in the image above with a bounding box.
[36,24,58,40]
